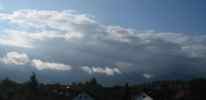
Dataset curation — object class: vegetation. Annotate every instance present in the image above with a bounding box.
[0,73,205,100]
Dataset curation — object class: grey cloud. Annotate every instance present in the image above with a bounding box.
[0,10,206,60]
[0,9,206,84]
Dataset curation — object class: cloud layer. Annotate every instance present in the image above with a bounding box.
[0,52,72,71]
[0,10,205,58]
[0,52,120,76]
[0,9,206,83]
[0,10,92,48]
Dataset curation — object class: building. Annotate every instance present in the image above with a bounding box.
[72,92,95,100]
[131,92,153,100]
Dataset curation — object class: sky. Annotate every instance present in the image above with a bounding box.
[0,0,206,85]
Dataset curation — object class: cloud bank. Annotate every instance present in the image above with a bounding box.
[0,52,121,76]
[0,9,206,83]
[0,52,72,71]
[0,10,205,59]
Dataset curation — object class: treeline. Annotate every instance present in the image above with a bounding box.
[0,73,206,100]
[142,78,206,100]
[0,73,49,100]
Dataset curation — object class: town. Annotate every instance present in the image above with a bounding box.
[0,73,205,100]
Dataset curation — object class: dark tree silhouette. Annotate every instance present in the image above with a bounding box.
[28,72,39,92]
[90,78,97,85]
[123,83,130,100]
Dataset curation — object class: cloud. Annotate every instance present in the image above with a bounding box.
[81,66,121,76]
[0,9,96,28]
[0,10,93,48]
[114,62,132,68]
[0,51,121,75]
[0,9,206,82]
[0,30,33,48]
[105,26,135,43]
[0,52,30,65]
[143,73,153,79]
[31,59,72,71]
[0,9,205,59]
[103,26,206,59]
[81,66,93,74]
[0,51,72,71]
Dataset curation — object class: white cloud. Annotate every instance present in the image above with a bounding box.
[0,51,72,71]
[81,66,93,74]
[0,52,30,65]
[81,66,121,76]
[143,73,153,79]
[0,9,205,59]
[0,10,93,48]
[0,31,33,48]
[0,10,96,28]
[31,59,72,71]
[0,51,122,75]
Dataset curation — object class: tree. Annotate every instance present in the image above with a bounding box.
[28,72,39,92]
[86,77,102,87]
[123,83,130,100]
[90,78,97,85]
[0,77,17,100]
[1,77,17,87]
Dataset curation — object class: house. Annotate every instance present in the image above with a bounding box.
[72,92,95,100]
[131,92,153,100]
[46,84,81,99]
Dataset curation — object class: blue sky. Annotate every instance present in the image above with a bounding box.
[0,0,206,85]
